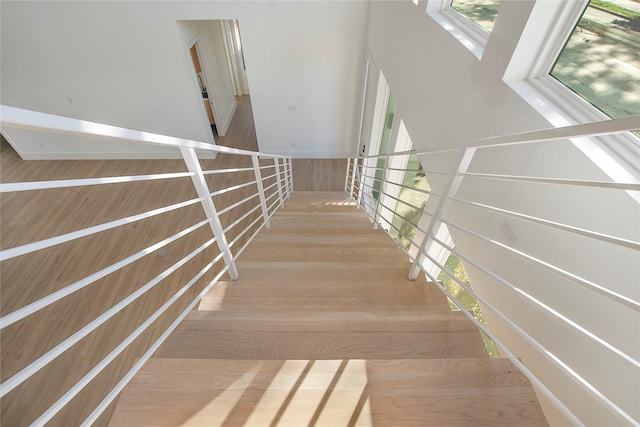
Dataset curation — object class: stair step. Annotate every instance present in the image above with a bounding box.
[200,279,444,298]
[156,329,487,360]
[178,310,478,332]
[109,358,547,427]
[237,244,409,263]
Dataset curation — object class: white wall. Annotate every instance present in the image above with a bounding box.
[365,1,639,425]
[0,1,369,159]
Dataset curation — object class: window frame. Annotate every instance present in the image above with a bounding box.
[504,0,640,181]
[426,0,493,59]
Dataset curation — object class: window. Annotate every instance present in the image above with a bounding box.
[427,0,504,58]
[550,1,640,121]
[504,0,640,182]
[450,0,504,32]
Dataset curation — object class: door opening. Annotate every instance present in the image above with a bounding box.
[189,42,217,137]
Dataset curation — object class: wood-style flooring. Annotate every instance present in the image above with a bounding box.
[0,95,269,426]
[109,192,548,426]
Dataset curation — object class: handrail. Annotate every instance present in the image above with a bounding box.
[0,105,289,159]
[346,115,640,425]
[357,115,640,159]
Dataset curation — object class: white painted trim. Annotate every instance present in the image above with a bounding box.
[218,98,238,136]
[426,0,488,60]
[186,36,217,146]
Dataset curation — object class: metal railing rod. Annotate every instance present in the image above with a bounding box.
[382,180,434,196]
[357,172,384,184]
[223,204,262,234]
[210,180,257,198]
[0,197,203,261]
[0,172,195,193]
[386,167,424,174]
[442,218,640,310]
[449,196,640,250]
[202,167,254,175]
[33,251,226,425]
[418,263,586,427]
[232,218,267,260]
[229,214,264,249]
[375,213,421,252]
[377,200,424,231]
[0,218,210,329]
[217,193,260,217]
[358,115,640,159]
[263,180,279,193]
[422,251,633,426]
[458,172,640,191]
[260,164,276,170]
[261,172,279,181]
[0,236,217,398]
[81,264,230,426]
[381,190,426,213]
[430,235,640,369]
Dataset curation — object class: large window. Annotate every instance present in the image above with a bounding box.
[550,0,640,120]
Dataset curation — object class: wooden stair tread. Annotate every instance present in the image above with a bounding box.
[109,191,547,426]
[177,310,478,332]
[109,358,547,427]
[156,329,487,360]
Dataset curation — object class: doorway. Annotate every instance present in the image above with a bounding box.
[188,42,217,137]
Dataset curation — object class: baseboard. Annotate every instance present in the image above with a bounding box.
[217,101,238,137]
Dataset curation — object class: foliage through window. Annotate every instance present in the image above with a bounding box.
[550,0,640,120]
[450,0,504,32]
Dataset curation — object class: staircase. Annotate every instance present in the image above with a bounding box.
[109,191,547,426]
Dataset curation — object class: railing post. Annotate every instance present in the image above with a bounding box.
[350,158,358,201]
[179,147,239,280]
[252,154,271,229]
[273,158,285,207]
[287,158,294,195]
[373,156,390,230]
[344,158,351,193]
[408,148,476,280]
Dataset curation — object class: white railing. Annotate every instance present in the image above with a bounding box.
[0,105,293,425]
[346,115,640,427]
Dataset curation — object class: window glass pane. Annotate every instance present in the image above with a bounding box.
[389,153,430,250]
[550,0,640,119]
[372,94,395,200]
[450,0,504,32]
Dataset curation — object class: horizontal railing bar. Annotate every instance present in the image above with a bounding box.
[449,196,640,251]
[376,213,421,252]
[223,204,262,234]
[381,190,426,213]
[0,172,195,193]
[202,167,254,175]
[81,265,230,426]
[229,214,263,249]
[267,196,280,214]
[0,105,290,158]
[382,180,434,196]
[260,164,276,170]
[0,219,209,329]
[377,200,424,231]
[233,222,267,261]
[418,264,586,427]
[217,193,259,217]
[442,218,640,310]
[262,172,278,181]
[423,251,634,425]
[430,235,640,370]
[358,115,640,159]
[358,173,383,184]
[34,251,226,425]
[263,181,279,193]
[0,197,203,261]
[210,180,257,197]
[386,167,424,174]
[459,172,640,191]
[0,237,216,398]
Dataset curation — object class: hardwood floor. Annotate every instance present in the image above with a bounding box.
[292,159,348,191]
[109,192,548,426]
[0,96,268,426]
